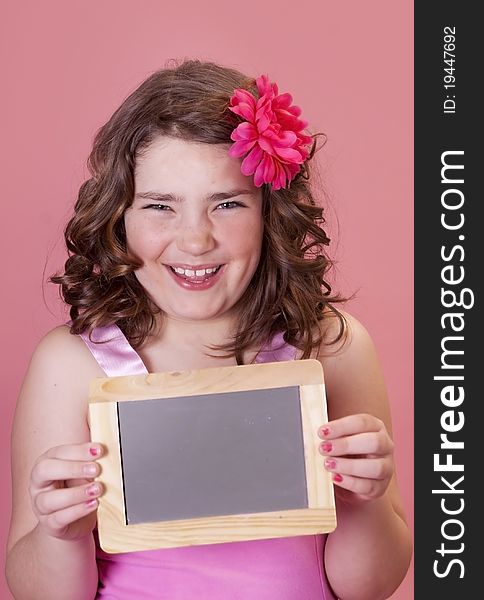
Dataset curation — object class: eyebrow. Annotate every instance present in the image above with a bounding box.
[134,188,254,203]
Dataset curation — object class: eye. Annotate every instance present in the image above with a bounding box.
[216,201,244,210]
[143,203,173,211]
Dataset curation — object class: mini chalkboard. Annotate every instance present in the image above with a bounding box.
[88,359,336,553]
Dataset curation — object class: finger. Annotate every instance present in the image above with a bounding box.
[318,431,394,457]
[42,499,100,536]
[329,472,387,499]
[318,414,385,439]
[44,442,104,461]
[323,456,393,480]
[35,482,104,516]
[31,458,101,488]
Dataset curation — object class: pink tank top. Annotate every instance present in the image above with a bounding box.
[80,325,336,600]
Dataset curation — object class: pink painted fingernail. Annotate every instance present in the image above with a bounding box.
[333,473,343,483]
[85,499,98,508]
[87,484,100,497]
[90,446,101,457]
[321,442,333,453]
[320,426,330,437]
[324,459,336,470]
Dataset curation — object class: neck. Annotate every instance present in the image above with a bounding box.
[138,313,242,372]
[159,314,237,354]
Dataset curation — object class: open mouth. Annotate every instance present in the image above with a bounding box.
[168,265,223,283]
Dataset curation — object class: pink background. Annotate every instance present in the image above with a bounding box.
[1,1,413,598]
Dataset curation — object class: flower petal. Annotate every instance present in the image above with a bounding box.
[258,135,276,155]
[232,89,256,106]
[275,111,307,132]
[272,162,286,190]
[261,155,276,183]
[232,121,258,140]
[265,129,297,146]
[284,104,302,117]
[253,161,266,187]
[286,162,301,178]
[229,139,257,157]
[273,146,303,162]
[256,74,272,96]
[273,92,293,109]
[241,145,263,176]
[256,111,272,133]
[229,102,255,122]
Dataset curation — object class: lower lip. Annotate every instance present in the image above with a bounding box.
[165,265,224,291]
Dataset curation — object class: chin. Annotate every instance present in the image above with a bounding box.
[161,304,229,323]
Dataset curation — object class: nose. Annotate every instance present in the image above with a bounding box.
[176,223,216,256]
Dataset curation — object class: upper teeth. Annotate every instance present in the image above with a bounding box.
[173,266,219,277]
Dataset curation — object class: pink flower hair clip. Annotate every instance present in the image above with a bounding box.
[228,75,312,190]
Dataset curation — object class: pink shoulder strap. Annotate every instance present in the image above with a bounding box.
[79,325,296,377]
[78,324,148,377]
[255,331,298,363]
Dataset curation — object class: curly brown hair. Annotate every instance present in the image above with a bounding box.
[51,58,347,362]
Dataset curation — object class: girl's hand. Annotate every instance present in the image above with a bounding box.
[29,442,104,541]
[318,414,394,503]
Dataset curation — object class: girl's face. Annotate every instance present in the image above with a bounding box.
[125,136,264,324]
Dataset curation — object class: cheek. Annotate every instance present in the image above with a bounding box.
[124,217,142,254]
[126,224,167,261]
[229,216,264,257]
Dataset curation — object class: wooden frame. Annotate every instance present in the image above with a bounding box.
[88,358,336,553]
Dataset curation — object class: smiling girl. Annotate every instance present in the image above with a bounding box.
[6,59,412,600]
[124,138,264,368]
